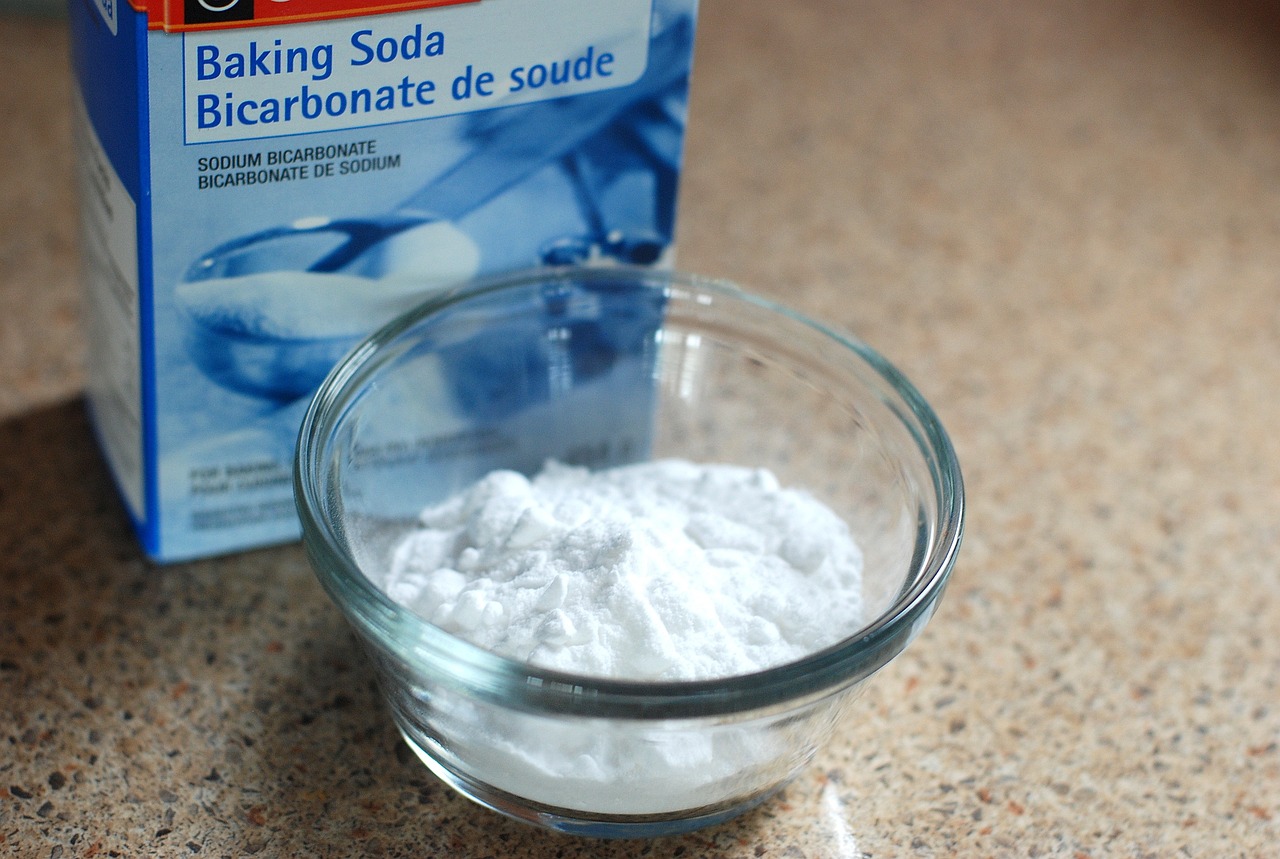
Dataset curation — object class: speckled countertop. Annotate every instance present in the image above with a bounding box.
[4,1,1280,856]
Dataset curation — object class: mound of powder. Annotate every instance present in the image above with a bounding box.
[383,458,864,680]
[176,271,437,340]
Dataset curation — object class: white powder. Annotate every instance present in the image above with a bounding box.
[384,458,864,681]
[177,271,402,340]
[379,458,867,816]
[176,220,480,340]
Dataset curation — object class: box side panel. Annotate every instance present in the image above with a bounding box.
[71,0,161,555]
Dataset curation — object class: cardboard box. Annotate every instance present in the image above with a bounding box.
[70,0,700,560]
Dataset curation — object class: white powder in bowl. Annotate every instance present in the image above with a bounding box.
[383,458,864,681]
[376,458,868,816]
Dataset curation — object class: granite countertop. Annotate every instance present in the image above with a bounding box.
[4,1,1280,855]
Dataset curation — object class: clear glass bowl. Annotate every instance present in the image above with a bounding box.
[294,267,964,838]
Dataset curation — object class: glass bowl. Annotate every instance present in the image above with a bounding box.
[294,266,964,838]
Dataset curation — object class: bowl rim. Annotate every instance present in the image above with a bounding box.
[294,265,965,719]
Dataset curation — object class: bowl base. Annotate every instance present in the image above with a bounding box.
[398,729,786,838]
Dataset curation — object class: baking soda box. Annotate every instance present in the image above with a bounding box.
[70,0,700,561]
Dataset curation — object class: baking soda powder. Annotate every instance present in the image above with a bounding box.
[385,458,865,681]
[379,459,867,815]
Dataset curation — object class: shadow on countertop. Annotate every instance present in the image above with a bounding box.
[0,0,63,18]
[1175,0,1280,77]
[0,399,830,858]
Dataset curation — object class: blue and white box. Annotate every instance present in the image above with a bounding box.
[70,0,700,561]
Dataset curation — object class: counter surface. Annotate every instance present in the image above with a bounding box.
[3,1,1279,855]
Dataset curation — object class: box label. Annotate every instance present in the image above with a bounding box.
[94,0,120,35]
[183,0,651,143]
